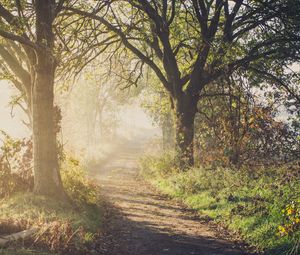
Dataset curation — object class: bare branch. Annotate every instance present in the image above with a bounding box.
[0,29,37,49]
[65,6,170,90]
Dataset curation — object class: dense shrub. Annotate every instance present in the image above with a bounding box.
[195,87,300,168]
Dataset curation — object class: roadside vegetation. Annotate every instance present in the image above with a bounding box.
[140,43,300,254]
[141,154,300,254]
[0,132,102,255]
[0,1,299,254]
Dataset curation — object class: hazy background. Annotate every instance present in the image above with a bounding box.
[0,81,29,138]
[0,79,160,153]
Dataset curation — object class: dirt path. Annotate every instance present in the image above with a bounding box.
[94,140,253,255]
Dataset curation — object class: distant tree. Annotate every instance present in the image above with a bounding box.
[60,66,122,151]
[69,0,300,167]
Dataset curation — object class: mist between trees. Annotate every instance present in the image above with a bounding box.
[0,1,299,254]
[0,0,299,196]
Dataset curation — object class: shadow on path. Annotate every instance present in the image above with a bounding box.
[93,139,255,255]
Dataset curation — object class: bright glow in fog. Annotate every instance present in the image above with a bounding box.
[0,81,29,139]
[59,94,162,159]
[117,101,160,138]
[0,79,160,150]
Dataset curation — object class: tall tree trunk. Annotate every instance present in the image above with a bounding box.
[174,94,198,168]
[32,52,65,198]
[32,0,67,199]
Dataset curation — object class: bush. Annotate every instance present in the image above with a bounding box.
[140,154,300,254]
[0,131,33,198]
[0,133,102,254]
[278,200,300,255]
[0,132,99,207]
[140,152,178,178]
[61,155,99,206]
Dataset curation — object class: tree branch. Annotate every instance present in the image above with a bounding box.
[0,29,37,49]
[65,6,170,90]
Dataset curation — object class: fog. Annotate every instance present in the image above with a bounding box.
[0,79,161,156]
[0,81,29,139]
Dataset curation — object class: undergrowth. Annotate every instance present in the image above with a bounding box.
[140,154,300,255]
[0,151,102,255]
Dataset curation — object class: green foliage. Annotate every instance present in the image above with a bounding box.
[0,131,33,198]
[61,155,99,206]
[279,200,300,236]
[140,75,172,127]
[140,154,300,254]
[140,153,178,179]
[0,135,102,254]
[278,200,300,255]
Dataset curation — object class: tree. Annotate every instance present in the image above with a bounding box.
[69,0,300,167]
[0,0,68,198]
[0,0,118,197]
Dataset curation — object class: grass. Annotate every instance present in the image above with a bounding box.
[0,192,103,255]
[0,192,102,232]
[0,155,103,255]
[140,154,300,254]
